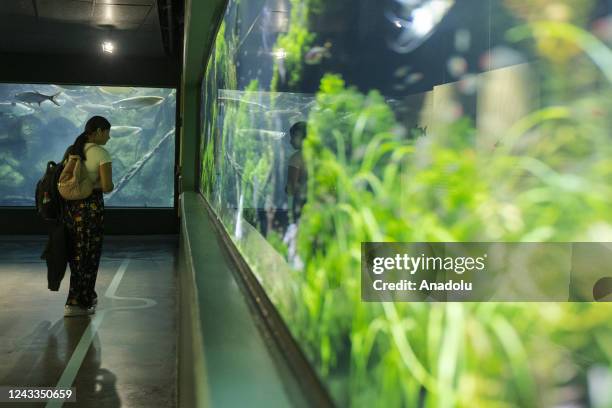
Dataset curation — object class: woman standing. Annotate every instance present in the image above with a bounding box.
[286,121,308,224]
[63,116,114,317]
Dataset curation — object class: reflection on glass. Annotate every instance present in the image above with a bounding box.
[0,84,176,207]
[200,0,612,406]
[285,121,308,223]
[385,0,455,53]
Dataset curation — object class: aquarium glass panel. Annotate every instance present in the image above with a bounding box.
[0,84,176,207]
[200,0,612,406]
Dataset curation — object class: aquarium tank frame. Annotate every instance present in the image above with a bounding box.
[193,0,612,406]
[198,190,335,406]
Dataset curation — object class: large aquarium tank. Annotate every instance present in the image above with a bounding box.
[0,83,176,207]
[200,0,612,406]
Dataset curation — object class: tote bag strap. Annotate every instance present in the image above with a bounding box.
[62,144,96,165]
[83,144,96,156]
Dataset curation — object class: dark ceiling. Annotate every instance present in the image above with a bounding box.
[0,0,182,57]
[0,0,183,86]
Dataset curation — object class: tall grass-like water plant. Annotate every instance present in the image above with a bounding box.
[283,66,612,406]
[200,1,612,405]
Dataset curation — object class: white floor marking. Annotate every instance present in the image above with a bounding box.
[46,258,157,408]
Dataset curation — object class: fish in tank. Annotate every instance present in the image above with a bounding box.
[0,83,176,207]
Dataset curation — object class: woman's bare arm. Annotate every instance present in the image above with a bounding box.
[99,162,114,193]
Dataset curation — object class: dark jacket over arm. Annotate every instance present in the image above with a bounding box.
[41,221,68,291]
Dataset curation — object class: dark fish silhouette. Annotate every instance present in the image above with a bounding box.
[14,91,61,106]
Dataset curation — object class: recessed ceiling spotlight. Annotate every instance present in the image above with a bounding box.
[102,41,114,54]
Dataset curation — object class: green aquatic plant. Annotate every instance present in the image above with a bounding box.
[270,0,316,91]
[200,27,222,196]
[199,1,612,406]
[273,71,612,406]
[214,22,238,91]
[266,229,289,259]
[230,80,274,215]
[200,140,215,197]
[507,20,612,82]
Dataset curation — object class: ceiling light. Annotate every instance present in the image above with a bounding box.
[102,41,114,54]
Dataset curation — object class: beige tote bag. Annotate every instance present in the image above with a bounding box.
[58,146,94,200]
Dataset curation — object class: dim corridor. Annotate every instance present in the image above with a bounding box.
[0,236,177,408]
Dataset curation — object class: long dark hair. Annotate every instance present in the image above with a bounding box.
[64,116,111,161]
[289,121,307,139]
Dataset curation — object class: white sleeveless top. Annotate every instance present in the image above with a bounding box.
[83,143,112,188]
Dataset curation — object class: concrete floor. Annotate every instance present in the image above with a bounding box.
[0,236,178,408]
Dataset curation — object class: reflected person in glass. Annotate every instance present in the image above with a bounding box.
[285,121,308,224]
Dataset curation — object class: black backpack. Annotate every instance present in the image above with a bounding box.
[35,160,66,221]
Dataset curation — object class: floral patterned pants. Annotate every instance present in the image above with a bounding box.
[64,190,104,307]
